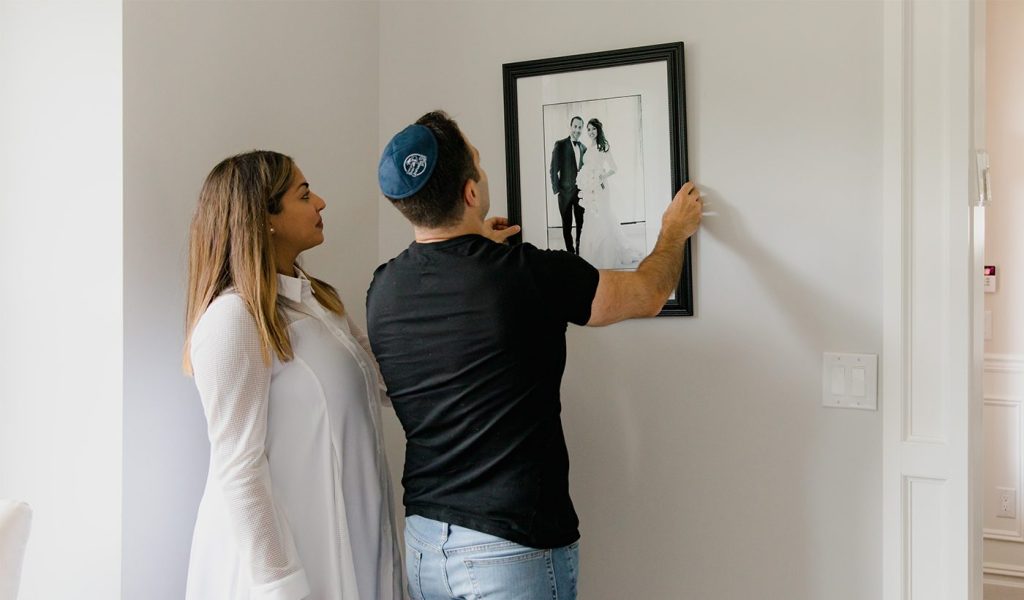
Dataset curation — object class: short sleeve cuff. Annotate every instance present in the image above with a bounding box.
[250,568,310,600]
[522,245,599,326]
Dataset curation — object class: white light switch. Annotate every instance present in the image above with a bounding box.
[831,367,846,395]
[851,367,866,397]
[822,353,878,410]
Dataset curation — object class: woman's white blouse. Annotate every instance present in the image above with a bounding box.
[185,273,403,600]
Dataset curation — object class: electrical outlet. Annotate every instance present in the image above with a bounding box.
[998,487,1017,519]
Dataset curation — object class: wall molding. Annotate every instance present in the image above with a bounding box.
[983,354,1024,587]
[983,397,1024,541]
[984,353,1024,544]
[984,578,1024,591]
[984,562,1024,583]
[985,354,1024,374]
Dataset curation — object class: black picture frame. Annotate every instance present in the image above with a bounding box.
[502,42,692,316]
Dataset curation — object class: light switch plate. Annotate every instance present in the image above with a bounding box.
[822,353,878,410]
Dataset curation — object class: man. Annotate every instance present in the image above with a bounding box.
[550,116,586,254]
[368,111,702,600]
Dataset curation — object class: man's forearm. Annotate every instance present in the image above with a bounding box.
[586,182,701,326]
[635,227,688,313]
[586,229,688,325]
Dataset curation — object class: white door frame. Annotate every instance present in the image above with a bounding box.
[882,1,985,598]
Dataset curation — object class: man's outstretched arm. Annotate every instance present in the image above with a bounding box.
[587,181,703,327]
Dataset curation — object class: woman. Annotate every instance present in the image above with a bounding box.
[183,151,403,600]
[576,118,641,269]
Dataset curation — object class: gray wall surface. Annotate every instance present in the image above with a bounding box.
[123,2,379,597]
[123,1,884,598]
[377,2,883,598]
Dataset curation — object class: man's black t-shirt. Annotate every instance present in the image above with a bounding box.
[366,234,599,549]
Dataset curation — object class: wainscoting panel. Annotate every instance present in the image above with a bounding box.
[984,397,1022,541]
[984,355,1024,584]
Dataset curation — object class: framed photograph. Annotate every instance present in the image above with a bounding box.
[503,42,692,316]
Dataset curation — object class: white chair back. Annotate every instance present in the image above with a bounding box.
[0,500,32,600]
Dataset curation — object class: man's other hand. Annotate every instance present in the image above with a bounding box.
[483,217,521,244]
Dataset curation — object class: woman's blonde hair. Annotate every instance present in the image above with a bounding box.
[183,150,344,374]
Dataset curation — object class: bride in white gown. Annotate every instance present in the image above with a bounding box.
[577,118,642,270]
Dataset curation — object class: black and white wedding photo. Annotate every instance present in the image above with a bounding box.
[543,95,647,270]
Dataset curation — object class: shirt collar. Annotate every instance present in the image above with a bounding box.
[276,268,311,303]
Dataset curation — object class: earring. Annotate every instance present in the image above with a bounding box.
[270,227,276,234]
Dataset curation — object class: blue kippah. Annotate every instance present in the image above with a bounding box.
[378,124,438,199]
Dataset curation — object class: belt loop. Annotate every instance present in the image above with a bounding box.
[441,521,450,544]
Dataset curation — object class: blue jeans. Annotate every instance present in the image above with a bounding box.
[404,515,579,600]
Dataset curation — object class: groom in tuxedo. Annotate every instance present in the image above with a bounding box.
[550,116,586,254]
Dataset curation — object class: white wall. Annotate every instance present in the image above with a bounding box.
[0,2,123,599]
[123,2,379,597]
[983,0,1024,587]
[378,2,883,598]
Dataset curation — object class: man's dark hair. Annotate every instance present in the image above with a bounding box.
[570,116,583,126]
[387,110,480,228]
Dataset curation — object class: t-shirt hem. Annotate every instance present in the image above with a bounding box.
[406,504,580,550]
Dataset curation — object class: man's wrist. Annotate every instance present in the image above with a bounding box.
[657,224,690,248]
